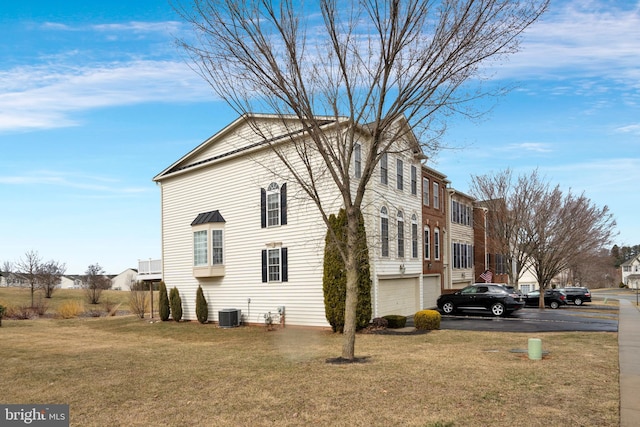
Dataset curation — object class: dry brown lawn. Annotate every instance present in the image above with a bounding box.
[0,314,618,427]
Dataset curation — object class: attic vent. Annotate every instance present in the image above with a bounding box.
[218,309,241,328]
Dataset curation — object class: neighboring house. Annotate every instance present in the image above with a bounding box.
[111,268,138,291]
[421,164,449,307]
[59,275,84,289]
[447,189,476,290]
[153,114,424,327]
[473,204,508,285]
[621,254,640,289]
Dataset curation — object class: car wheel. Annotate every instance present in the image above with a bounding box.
[442,301,455,314]
[550,301,560,309]
[491,302,505,317]
[574,297,583,306]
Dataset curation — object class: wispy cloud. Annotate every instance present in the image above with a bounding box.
[615,123,640,135]
[0,170,149,194]
[505,142,553,153]
[0,60,214,132]
[496,1,640,84]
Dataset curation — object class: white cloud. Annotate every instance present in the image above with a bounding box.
[0,60,215,132]
[615,123,640,135]
[0,170,149,194]
[495,1,640,84]
[505,142,553,153]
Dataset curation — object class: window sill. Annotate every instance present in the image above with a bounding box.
[193,265,225,278]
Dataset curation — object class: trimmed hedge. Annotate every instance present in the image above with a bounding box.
[195,285,208,324]
[169,286,182,322]
[414,310,441,330]
[383,314,407,329]
[158,281,170,321]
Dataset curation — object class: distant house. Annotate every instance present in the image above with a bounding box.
[111,268,138,291]
[621,254,640,289]
[59,275,84,289]
[447,188,476,290]
[153,114,424,327]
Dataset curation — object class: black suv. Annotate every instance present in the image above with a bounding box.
[524,289,567,309]
[437,284,525,317]
[557,287,591,305]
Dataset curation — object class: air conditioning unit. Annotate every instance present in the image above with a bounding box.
[218,309,241,328]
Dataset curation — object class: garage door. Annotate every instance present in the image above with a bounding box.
[377,277,420,317]
[422,275,440,309]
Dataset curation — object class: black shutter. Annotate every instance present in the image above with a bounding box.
[261,249,268,283]
[280,183,287,225]
[281,247,288,282]
[260,188,266,228]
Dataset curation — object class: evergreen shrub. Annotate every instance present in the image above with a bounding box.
[169,286,183,322]
[382,314,407,329]
[158,281,170,321]
[414,310,441,330]
[196,285,208,324]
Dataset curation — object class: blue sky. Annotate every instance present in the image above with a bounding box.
[1,1,638,274]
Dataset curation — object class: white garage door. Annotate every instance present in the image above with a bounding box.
[422,275,441,309]
[377,277,419,317]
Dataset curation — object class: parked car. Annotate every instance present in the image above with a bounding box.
[524,289,567,309]
[557,287,591,305]
[437,284,525,317]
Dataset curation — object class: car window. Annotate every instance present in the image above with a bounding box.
[461,287,476,294]
[477,286,489,293]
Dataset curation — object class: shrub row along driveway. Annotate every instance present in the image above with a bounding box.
[439,302,618,333]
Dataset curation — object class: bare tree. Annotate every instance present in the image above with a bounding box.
[176,0,548,360]
[83,263,111,305]
[15,250,43,307]
[37,260,67,298]
[1,261,13,287]
[472,169,617,308]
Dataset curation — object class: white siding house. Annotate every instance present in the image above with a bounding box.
[447,189,475,290]
[622,254,640,289]
[153,114,424,327]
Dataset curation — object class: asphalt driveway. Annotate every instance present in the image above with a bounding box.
[438,301,618,332]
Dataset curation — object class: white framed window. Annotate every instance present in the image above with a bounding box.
[381,206,389,257]
[380,153,388,185]
[261,182,287,228]
[211,230,223,265]
[191,210,226,277]
[423,178,430,206]
[396,159,404,190]
[193,230,208,266]
[267,182,280,227]
[433,182,440,209]
[397,210,404,258]
[434,227,440,260]
[261,247,288,283]
[411,214,418,258]
[354,143,362,179]
[411,165,417,195]
[268,248,281,282]
[424,226,430,260]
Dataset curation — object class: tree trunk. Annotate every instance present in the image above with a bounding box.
[341,208,360,360]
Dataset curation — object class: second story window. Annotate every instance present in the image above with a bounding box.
[381,206,389,257]
[380,153,388,185]
[424,226,430,260]
[433,182,440,209]
[434,227,440,260]
[354,143,362,179]
[411,214,418,258]
[397,211,404,258]
[261,182,287,228]
[193,230,208,266]
[211,230,223,265]
[411,165,417,195]
[396,159,404,190]
[423,178,429,206]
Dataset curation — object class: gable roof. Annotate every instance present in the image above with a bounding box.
[621,253,640,266]
[153,113,339,182]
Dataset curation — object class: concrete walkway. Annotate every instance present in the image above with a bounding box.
[618,299,640,427]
